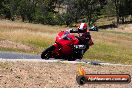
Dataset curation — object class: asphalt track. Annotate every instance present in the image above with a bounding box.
[0,51,102,65]
[0,51,41,59]
[0,51,132,66]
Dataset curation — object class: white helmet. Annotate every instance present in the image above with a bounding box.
[78,23,88,32]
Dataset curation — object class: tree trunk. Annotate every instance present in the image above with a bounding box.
[114,0,119,25]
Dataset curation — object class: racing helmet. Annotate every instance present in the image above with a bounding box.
[78,23,88,33]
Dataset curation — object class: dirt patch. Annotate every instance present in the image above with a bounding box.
[0,61,131,88]
[0,40,34,51]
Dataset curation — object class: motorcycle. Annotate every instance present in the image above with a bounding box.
[41,29,93,61]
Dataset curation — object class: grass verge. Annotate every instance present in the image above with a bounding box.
[0,20,132,64]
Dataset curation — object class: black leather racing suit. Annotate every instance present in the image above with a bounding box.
[69,29,92,53]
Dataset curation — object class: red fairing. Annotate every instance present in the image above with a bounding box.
[55,31,79,45]
[54,31,79,55]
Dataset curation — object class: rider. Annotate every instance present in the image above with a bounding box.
[69,23,93,44]
[68,23,94,53]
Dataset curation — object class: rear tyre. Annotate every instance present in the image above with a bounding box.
[41,45,55,59]
[67,53,83,61]
[73,50,83,61]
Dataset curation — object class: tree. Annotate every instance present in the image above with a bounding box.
[68,0,100,25]
[101,0,132,24]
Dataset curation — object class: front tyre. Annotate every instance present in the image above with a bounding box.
[41,45,55,59]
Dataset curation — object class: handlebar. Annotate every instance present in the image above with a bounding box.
[69,29,86,33]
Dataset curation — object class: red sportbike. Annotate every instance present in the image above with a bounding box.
[41,30,93,61]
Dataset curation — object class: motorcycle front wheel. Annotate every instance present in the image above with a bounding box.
[41,45,55,59]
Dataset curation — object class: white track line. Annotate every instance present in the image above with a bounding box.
[0,59,132,66]
[0,59,86,64]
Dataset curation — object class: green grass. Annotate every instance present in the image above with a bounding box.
[85,30,132,64]
[84,42,132,64]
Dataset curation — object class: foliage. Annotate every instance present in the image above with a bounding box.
[0,0,131,25]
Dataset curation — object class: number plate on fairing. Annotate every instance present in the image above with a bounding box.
[74,45,86,49]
